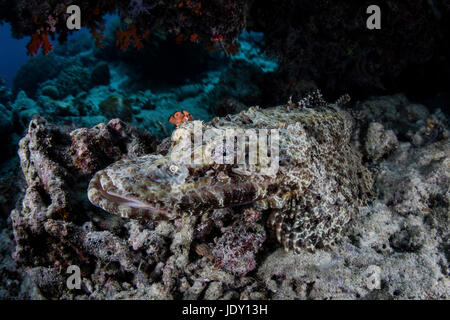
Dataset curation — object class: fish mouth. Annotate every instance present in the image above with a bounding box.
[96,184,156,210]
[87,170,178,220]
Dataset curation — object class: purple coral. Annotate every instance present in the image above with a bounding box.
[212,224,266,276]
[129,0,155,18]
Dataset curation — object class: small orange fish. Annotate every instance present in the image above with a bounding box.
[169,110,194,127]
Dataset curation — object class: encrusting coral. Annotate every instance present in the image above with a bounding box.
[88,92,374,252]
[168,110,194,127]
[27,32,53,56]
[115,24,150,51]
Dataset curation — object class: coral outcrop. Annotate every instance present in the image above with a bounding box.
[8,26,276,140]
[2,1,448,97]
[0,0,448,302]
[364,122,398,161]
[1,93,448,300]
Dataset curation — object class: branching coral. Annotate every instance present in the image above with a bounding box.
[82,4,108,49]
[3,0,449,94]
[26,32,53,56]
[2,0,249,56]
[115,24,150,51]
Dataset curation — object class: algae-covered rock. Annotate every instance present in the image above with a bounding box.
[99,95,133,121]
[365,122,398,161]
[41,85,60,100]
[90,63,111,87]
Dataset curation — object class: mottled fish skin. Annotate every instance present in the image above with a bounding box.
[88,93,373,252]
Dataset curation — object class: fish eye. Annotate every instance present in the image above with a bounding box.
[169,165,179,174]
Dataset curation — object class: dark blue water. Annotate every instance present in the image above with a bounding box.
[0,17,278,139]
[0,23,29,87]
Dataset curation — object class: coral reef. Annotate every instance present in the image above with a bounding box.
[0,78,12,105]
[7,26,276,140]
[1,0,248,56]
[364,122,398,161]
[87,93,373,252]
[212,224,266,276]
[0,0,447,302]
[98,95,133,122]
[90,62,110,87]
[0,92,447,299]
[2,1,448,97]
[0,0,450,99]
[250,0,450,98]
[0,2,448,301]
[257,100,449,300]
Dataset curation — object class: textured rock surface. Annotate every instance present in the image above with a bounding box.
[259,137,449,299]
[0,93,448,300]
[364,122,398,161]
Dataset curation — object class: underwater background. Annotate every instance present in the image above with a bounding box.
[0,14,279,163]
[0,1,448,300]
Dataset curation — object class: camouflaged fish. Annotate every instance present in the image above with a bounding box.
[88,92,373,252]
